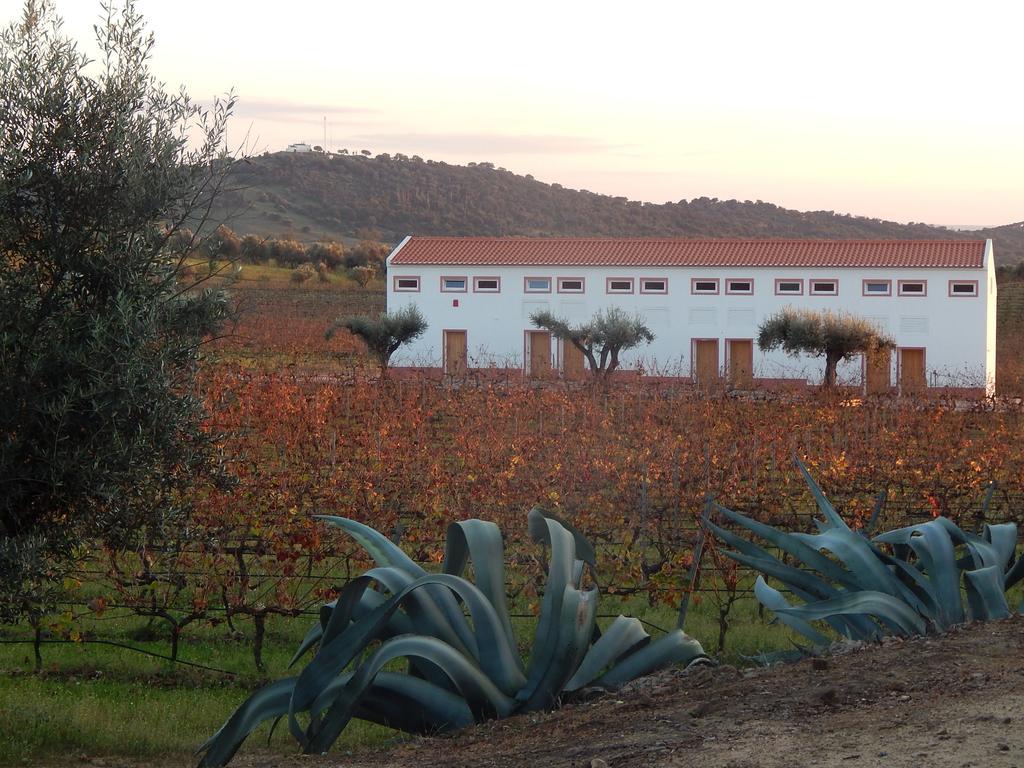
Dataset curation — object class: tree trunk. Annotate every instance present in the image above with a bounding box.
[32,618,43,671]
[823,352,841,388]
[252,612,266,673]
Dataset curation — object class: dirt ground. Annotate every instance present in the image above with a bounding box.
[235,615,1024,768]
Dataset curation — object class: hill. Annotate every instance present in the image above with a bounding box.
[211,152,1024,263]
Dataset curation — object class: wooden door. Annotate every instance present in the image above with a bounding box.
[865,347,891,395]
[444,330,467,376]
[562,341,585,380]
[899,348,926,395]
[693,339,719,388]
[528,331,552,378]
[727,339,753,389]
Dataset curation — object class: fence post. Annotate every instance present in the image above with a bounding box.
[676,495,713,630]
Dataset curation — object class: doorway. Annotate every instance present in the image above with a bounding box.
[899,348,926,395]
[444,330,467,376]
[526,331,552,378]
[693,339,719,388]
[865,347,891,395]
[727,339,753,389]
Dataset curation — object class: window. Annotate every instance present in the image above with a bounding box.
[725,278,753,295]
[775,279,803,295]
[691,278,720,295]
[606,277,634,294]
[949,280,979,297]
[441,276,468,292]
[557,277,585,293]
[863,279,892,296]
[393,276,420,292]
[809,279,838,296]
[640,278,668,294]
[898,280,927,296]
[524,276,551,293]
[473,276,500,293]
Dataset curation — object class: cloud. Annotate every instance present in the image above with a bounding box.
[344,132,629,156]
[235,99,378,116]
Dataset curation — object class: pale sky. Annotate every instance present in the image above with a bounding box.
[6,0,1024,226]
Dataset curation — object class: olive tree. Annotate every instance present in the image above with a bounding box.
[0,1,236,621]
[530,307,654,381]
[327,305,427,377]
[757,308,895,388]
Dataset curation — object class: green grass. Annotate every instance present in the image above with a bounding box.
[0,610,394,765]
[0,588,793,765]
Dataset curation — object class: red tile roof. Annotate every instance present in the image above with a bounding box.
[389,237,987,269]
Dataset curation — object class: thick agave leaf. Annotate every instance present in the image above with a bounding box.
[752,576,831,647]
[983,522,1018,572]
[317,516,477,657]
[713,503,861,590]
[392,573,526,695]
[517,511,578,704]
[197,670,478,768]
[362,566,475,657]
[290,570,528,747]
[316,516,424,576]
[873,550,941,622]
[321,671,475,735]
[528,506,597,568]
[964,565,1011,621]
[773,590,927,637]
[717,544,840,602]
[197,677,298,768]
[564,616,650,692]
[790,529,894,594]
[289,590,415,669]
[290,620,325,668]
[594,629,708,689]
[305,634,517,754]
[874,520,963,628]
[443,519,521,672]
[1005,555,1024,590]
[710,521,879,640]
[796,458,850,532]
[518,585,598,711]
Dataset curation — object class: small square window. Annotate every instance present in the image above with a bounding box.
[775,279,803,295]
[726,279,753,295]
[640,278,668,294]
[473,276,500,293]
[394,276,420,292]
[525,277,551,293]
[863,280,892,296]
[898,280,926,296]
[606,277,634,294]
[558,277,585,293]
[809,279,838,295]
[691,278,720,295]
[441,276,468,292]
[949,280,978,297]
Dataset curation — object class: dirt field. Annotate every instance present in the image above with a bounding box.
[232,616,1024,768]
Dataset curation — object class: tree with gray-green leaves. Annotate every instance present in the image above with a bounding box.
[757,307,895,388]
[530,306,654,382]
[0,0,236,622]
[328,305,427,378]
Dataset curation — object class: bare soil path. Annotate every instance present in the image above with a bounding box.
[230,616,1024,768]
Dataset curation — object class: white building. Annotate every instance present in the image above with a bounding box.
[385,237,996,395]
[284,143,313,153]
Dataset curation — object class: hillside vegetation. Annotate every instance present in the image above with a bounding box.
[211,152,1024,263]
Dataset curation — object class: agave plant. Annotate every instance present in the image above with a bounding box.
[197,508,708,766]
[709,461,1024,648]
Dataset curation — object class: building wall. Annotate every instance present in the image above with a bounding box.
[386,254,993,391]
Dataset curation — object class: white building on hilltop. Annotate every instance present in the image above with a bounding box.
[385,237,996,395]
